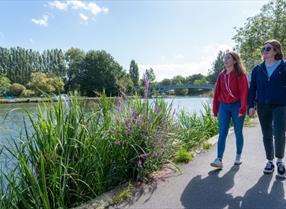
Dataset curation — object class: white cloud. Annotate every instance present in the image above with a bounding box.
[69,1,86,10]
[49,0,109,22]
[87,2,109,15]
[49,1,68,10]
[29,38,34,43]
[139,43,232,81]
[32,15,49,26]
[79,13,89,23]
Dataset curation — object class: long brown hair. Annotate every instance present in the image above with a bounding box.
[227,51,247,76]
[264,39,284,60]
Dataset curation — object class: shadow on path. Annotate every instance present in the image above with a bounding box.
[181,166,286,209]
[181,166,240,209]
[240,175,286,209]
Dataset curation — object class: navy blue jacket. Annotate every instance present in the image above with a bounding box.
[248,60,286,108]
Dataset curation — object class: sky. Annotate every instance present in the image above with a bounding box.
[0,0,269,81]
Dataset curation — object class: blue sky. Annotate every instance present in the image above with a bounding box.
[0,0,269,81]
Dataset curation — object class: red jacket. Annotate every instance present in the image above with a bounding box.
[213,69,249,117]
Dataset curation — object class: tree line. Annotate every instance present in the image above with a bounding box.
[0,46,211,97]
[1,0,284,97]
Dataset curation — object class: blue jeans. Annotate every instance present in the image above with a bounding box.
[217,102,245,159]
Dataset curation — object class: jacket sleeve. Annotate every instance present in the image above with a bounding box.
[238,74,249,115]
[212,75,220,117]
[248,67,257,108]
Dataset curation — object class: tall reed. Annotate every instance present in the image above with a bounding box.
[0,94,177,208]
[176,103,218,150]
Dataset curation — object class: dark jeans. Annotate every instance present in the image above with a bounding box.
[257,104,286,160]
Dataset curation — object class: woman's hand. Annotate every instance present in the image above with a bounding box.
[248,107,256,118]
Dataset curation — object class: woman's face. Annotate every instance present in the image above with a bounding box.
[262,43,277,60]
[223,53,236,68]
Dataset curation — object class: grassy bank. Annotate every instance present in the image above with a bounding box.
[0,94,218,208]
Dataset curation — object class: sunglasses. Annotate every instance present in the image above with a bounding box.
[261,46,272,53]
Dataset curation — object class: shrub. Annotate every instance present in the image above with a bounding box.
[9,83,26,96]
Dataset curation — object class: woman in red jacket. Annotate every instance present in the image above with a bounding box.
[211,51,248,169]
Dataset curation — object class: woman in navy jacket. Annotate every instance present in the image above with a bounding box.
[248,39,286,178]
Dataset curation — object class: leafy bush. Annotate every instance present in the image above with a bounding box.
[10,83,26,96]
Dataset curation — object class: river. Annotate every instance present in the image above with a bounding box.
[0,96,212,145]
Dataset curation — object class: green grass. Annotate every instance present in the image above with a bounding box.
[174,148,193,163]
[112,182,134,205]
[0,95,220,208]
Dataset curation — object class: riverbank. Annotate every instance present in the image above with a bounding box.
[0,93,212,104]
[0,95,217,208]
[111,119,285,209]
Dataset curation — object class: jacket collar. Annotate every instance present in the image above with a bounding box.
[258,60,284,73]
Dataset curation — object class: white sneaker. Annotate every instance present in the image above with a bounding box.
[234,155,242,165]
[210,158,223,169]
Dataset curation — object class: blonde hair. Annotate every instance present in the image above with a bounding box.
[264,39,284,60]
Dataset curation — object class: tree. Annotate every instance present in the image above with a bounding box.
[233,0,286,70]
[27,72,63,95]
[160,78,171,85]
[0,75,11,96]
[129,60,139,92]
[10,83,26,96]
[65,48,85,91]
[48,74,65,93]
[207,50,225,84]
[186,74,206,84]
[79,50,126,96]
[171,75,185,84]
[116,73,133,94]
[143,68,156,83]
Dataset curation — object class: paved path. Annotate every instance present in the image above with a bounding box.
[112,119,286,209]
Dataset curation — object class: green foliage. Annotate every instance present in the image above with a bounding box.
[160,78,172,85]
[203,142,211,150]
[27,72,64,95]
[65,48,85,91]
[0,75,11,96]
[0,47,67,85]
[112,183,134,204]
[186,74,206,84]
[48,74,64,93]
[116,73,133,94]
[233,0,286,70]
[156,74,211,96]
[79,50,126,96]
[129,60,139,91]
[21,89,35,97]
[193,78,207,85]
[143,68,156,83]
[175,87,188,96]
[174,148,193,163]
[207,50,225,83]
[9,83,26,96]
[177,103,219,150]
[172,75,185,84]
[0,94,177,208]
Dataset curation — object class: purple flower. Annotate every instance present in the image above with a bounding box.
[131,108,138,118]
[125,120,132,134]
[117,96,123,111]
